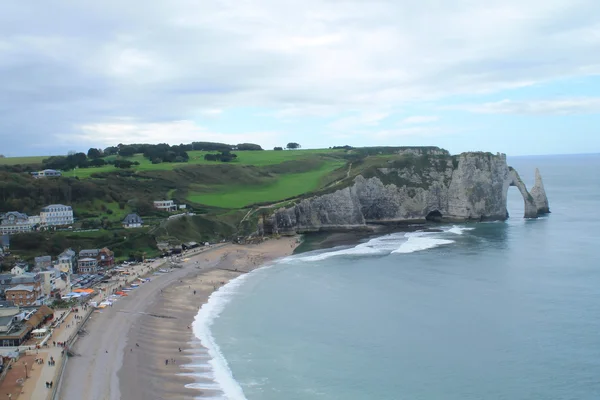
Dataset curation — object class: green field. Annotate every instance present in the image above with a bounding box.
[187,160,346,208]
[57,149,343,178]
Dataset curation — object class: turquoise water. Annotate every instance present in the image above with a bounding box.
[196,154,600,400]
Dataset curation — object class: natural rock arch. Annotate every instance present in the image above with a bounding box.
[506,168,538,218]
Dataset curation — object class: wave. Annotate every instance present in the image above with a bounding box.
[191,273,252,400]
[391,235,454,254]
[295,233,407,262]
[448,225,475,235]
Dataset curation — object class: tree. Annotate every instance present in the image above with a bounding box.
[286,142,301,150]
[114,160,134,169]
[87,148,103,159]
[236,143,263,151]
[0,155,4,158]
[273,147,283,151]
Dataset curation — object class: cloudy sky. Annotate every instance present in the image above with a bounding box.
[2,0,600,157]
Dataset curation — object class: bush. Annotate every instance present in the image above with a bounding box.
[274,147,283,151]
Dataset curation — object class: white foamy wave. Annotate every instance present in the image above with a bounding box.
[392,234,454,254]
[296,233,406,262]
[192,274,252,400]
[447,225,475,235]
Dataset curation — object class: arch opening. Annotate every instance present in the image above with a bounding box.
[425,210,443,222]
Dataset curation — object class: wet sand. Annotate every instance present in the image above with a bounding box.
[58,237,298,400]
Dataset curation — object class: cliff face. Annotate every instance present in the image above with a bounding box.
[271,151,549,234]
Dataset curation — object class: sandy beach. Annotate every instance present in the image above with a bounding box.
[58,236,298,400]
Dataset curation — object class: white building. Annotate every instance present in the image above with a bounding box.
[56,248,76,274]
[10,265,26,276]
[0,212,34,235]
[40,204,74,227]
[153,200,177,211]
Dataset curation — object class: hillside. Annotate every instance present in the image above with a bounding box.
[0,145,458,262]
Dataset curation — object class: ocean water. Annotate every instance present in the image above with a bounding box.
[192,154,600,400]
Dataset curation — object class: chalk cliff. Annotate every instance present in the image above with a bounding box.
[530,168,550,214]
[270,151,549,234]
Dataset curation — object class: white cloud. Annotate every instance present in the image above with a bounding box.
[329,111,391,130]
[401,116,440,124]
[2,0,600,153]
[449,98,600,115]
[373,126,454,139]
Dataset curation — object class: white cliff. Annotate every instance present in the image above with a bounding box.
[530,168,550,214]
[270,151,549,234]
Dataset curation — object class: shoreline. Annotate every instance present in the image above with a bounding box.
[58,236,299,400]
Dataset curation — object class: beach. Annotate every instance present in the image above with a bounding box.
[58,236,298,400]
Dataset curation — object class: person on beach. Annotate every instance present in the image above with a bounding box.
[179,348,181,352]
[165,359,169,365]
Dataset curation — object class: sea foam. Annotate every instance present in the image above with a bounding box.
[191,273,253,400]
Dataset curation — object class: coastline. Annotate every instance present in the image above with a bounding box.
[58,236,298,400]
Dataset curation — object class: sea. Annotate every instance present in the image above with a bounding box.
[189,154,600,400]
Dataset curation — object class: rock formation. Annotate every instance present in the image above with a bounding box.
[530,168,550,214]
[270,151,549,234]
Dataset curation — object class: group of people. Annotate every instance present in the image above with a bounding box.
[47,356,56,366]
[45,381,54,389]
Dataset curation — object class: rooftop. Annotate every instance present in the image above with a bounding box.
[6,284,34,292]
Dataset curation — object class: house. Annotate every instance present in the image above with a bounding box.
[122,213,143,228]
[34,255,52,270]
[0,212,33,235]
[9,273,42,293]
[77,248,114,272]
[77,258,98,274]
[10,265,27,276]
[5,285,39,306]
[79,249,99,259]
[153,200,177,211]
[97,247,114,269]
[56,248,76,274]
[31,169,62,178]
[40,204,74,227]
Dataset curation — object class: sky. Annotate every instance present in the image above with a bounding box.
[1,0,600,157]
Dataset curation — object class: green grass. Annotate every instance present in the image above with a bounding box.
[0,156,47,165]
[187,160,346,208]
[59,149,344,178]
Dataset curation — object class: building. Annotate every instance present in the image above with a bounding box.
[40,204,74,227]
[30,169,62,178]
[97,247,114,269]
[28,215,41,227]
[34,255,52,270]
[79,249,99,259]
[122,213,143,228]
[9,273,42,293]
[0,212,33,235]
[153,200,177,211]
[0,301,28,347]
[10,265,26,276]
[56,248,76,274]
[5,285,39,306]
[38,271,57,297]
[77,247,113,272]
[77,258,98,274]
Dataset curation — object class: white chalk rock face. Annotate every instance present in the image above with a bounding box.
[270,151,550,234]
[530,168,550,214]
